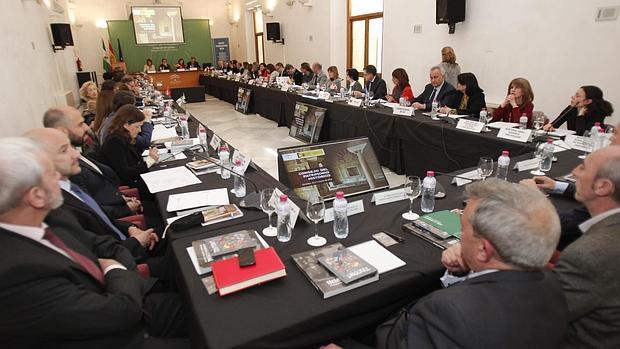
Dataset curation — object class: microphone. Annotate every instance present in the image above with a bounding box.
[189,145,262,210]
[157,143,200,163]
[435,171,480,182]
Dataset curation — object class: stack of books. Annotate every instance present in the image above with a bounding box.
[190,229,268,274]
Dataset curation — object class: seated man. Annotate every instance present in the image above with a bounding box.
[300,62,314,84]
[309,62,328,88]
[412,65,455,111]
[0,138,187,348]
[552,145,620,348]
[187,56,201,69]
[286,64,303,86]
[324,179,568,349]
[352,65,387,100]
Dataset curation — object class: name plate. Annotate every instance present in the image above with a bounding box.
[231,150,252,173]
[177,68,186,72]
[348,98,363,107]
[450,169,480,187]
[318,91,331,100]
[147,70,156,74]
[456,119,485,133]
[371,188,407,205]
[160,69,170,73]
[277,77,289,85]
[324,200,365,223]
[210,134,222,151]
[497,127,532,143]
[280,84,290,91]
[248,79,255,85]
[270,188,300,229]
[189,67,198,71]
[514,158,540,172]
[564,135,592,152]
[393,106,414,116]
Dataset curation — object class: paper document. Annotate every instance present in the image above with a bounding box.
[158,152,187,161]
[348,240,406,274]
[450,169,481,187]
[140,166,201,193]
[151,124,180,141]
[548,129,576,137]
[141,148,170,156]
[166,188,230,212]
[488,122,520,129]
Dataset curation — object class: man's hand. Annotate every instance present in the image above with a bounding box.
[126,198,142,214]
[441,243,469,273]
[351,91,363,98]
[532,175,556,191]
[412,102,425,110]
[128,227,159,250]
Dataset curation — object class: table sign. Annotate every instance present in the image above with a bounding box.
[189,67,198,71]
[324,200,365,223]
[371,188,407,206]
[210,133,222,151]
[497,127,532,143]
[280,83,290,91]
[456,119,485,133]
[450,169,480,187]
[348,98,363,107]
[514,158,540,172]
[231,150,252,173]
[565,135,592,152]
[393,106,414,116]
[147,70,156,74]
[318,91,331,100]
[277,77,289,85]
[160,69,170,72]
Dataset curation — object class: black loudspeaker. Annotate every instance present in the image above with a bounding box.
[266,22,281,41]
[51,23,74,47]
[436,0,466,24]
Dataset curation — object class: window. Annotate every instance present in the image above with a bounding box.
[347,0,383,74]
[253,9,265,63]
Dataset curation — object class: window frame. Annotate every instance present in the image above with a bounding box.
[346,0,383,75]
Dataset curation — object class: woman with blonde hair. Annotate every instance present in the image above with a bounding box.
[326,66,342,92]
[492,77,535,127]
[79,81,98,125]
[439,46,461,88]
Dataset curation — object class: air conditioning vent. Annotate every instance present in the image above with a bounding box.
[596,6,618,21]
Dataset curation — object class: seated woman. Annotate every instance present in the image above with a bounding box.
[143,58,155,72]
[79,81,98,125]
[99,104,160,189]
[258,63,269,78]
[492,77,534,127]
[92,80,117,133]
[267,64,278,81]
[439,72,486,116]
[345,68,363,94]
[544,85,614,135]
[386,68,414,104]
[175,58,186,70]
[325,66,342,92]
[159,58,171,71]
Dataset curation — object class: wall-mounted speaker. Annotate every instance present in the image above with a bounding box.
[50,23,74,48]
[266,22,281,41]
[436,0,466,24]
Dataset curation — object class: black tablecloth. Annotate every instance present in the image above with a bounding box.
[199,76,534,176]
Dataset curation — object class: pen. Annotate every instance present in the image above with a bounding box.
[384,231,405,243]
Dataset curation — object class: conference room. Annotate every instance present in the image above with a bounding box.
[2,0,620,348]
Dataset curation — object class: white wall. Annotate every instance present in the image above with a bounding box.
[0,0,78,138]
[383,0,620,123]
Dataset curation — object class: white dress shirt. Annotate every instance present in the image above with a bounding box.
[578,207,620,233]
[440,268,499,288]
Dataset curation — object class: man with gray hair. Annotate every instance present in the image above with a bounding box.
[375,179,568,348]
[412,65,455,111]
[309,62,328,88]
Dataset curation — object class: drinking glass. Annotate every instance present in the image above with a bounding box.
[534,140,545,158]
[533,113,545,136]
[578,131,592,159]
[260,188,277,237]
[477,157,494,180]
[401,176,422,220]
[306,194,327,247]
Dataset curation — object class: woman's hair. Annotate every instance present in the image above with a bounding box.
[112,90,136,112]
[178,58,185,64]
[107,105,145,142]
[146,58,153,65]
[79,81,97,101]
[346,68,359,81]
[391,68,410,98]
[259,63,266,70]
[457,72,483,96]
[328,66,339,79]
[507,77,534,106]
[92,80,117,132]
[441,46,457,64]
[581,85,614,118]
[301,62,311,72]
[266,64,275,73]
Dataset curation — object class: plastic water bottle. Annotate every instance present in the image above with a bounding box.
[496,150,510,180]
[179,114,190,139]
[340,87,346,98]
[519,114,528,129]
[478,108,488,124]
[332,191,349,239]
[590,122,602,135]
[218,143,231,180]
[276,195,292,242]
[363,89,369,106]
[197,124,207,148]
[431,101,439,118]
[593,128,607,151]
[232,160,246,198]
[399,97,406,106]
[421,171,436,213]
[540,139,554,172]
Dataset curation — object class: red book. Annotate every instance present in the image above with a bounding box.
[211,247,287,296]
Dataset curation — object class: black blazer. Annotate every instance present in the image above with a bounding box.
[412,82,456,111]
[365,77,387,100]
[556,183,588,250]
[291,70,304,85]
[58,189,145,258]
[99,134,148,187]
[71,156,132,219]
[551,106,607,136]
[377,270,568,349]
[443,90,486,116]
[0,226,147,348]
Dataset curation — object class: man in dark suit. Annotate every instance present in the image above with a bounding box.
[551,146,620,348]
[286,64,304,86]
[412,66,455,111]
[0,137,188,348]
[352,65,387,100]
[300,62,314,84]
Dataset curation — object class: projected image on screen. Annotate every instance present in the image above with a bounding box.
[132,6,184,44]
[278,138,389,201]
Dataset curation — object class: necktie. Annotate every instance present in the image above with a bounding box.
[44,228,104,283]
[69,183,127,241]
[429,88,438,103]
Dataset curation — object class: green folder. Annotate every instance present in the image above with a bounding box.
[419,210,462,238]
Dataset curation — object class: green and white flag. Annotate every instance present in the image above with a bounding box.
[102,38,111,72]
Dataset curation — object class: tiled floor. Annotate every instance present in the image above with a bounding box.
[185,96,406,187]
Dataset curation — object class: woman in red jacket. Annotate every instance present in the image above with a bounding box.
[386,68,414,104]
[492,77,534,127]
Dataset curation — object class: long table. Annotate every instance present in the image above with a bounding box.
[157,105,583,348]
[199,76,535,177]
[151,70,203,91]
